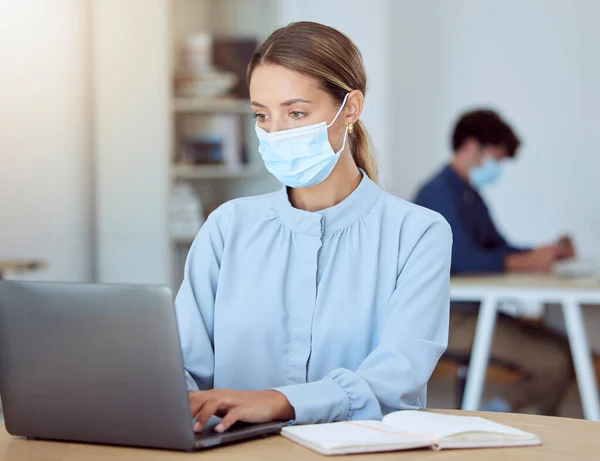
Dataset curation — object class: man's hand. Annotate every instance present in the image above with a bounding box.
[527,245,561,272]
[555,235,576,260]
[506,245,559,273]
[189,389,295,433]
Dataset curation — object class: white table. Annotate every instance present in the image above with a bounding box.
[450,274,600,420]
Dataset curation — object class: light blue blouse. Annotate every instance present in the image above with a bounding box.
[175,173,452,424]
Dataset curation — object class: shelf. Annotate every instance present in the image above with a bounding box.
[171,164,266,179]
[172,97,253,114]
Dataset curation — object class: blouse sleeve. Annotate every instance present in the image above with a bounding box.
[174,212,224,391]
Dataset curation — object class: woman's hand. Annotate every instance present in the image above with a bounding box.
[189,389,295,433]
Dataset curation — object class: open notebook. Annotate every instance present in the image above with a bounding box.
[281,411,541,455]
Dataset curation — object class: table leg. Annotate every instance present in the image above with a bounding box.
[461,296,498,411]
[562,299,600,421]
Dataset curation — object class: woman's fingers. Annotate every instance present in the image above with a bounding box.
[215,408,243,433]
[188,390,276,433]
[189,391,210,416]
[194,396,235,432]
[194,399,223,432]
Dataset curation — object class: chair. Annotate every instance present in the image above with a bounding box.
[443,351,521,408]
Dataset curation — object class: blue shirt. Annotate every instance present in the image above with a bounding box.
[175,173,452,424]
[413,165,527,274]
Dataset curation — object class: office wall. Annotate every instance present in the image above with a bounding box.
[91,0,171,284]
[0,0,92,281]
[436,0,600,257]
[392,0,600,257]
[388,1,447,198]
[390,0,600,350]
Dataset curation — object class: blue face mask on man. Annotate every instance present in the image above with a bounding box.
[255,94,350,188]
[469,157,502,188]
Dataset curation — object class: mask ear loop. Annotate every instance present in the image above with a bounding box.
[327,93,351,155]
[335,125,349,155]
[326,93,351,128]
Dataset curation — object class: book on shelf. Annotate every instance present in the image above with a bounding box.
[178,114,242,167]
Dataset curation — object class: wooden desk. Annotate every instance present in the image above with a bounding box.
[452,273,600,294]
[451,274,600,420]
[1,411,599,460]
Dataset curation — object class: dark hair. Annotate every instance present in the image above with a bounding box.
[452,109,521,158]
[246,21,377,182]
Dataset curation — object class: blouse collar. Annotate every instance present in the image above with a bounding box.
[270,170,381,237]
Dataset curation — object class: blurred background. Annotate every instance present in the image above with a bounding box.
[1,0,600,417]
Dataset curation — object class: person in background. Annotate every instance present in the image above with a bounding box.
[176,22,452,433]
[414,109,575,416]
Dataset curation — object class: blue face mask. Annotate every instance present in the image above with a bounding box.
[469,157,502,188]
[255,94,349,188]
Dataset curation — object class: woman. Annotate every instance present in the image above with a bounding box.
[176,22,452,434]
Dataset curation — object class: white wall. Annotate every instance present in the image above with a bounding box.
[392,0,600,259]
[390,0,600,350]
[436,0,600,258]
[0,0,92,282]
[91,0,171,285]
[278,0,394,189]
[388,1,447,198]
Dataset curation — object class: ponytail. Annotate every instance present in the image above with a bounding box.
[351,120,378,183]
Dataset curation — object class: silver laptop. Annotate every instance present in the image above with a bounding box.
[0,281,284,451]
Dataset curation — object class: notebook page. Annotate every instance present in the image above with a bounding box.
[382,411,534,439]
[281,420,434,453]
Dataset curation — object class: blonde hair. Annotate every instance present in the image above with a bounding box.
[247,22,378,183]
